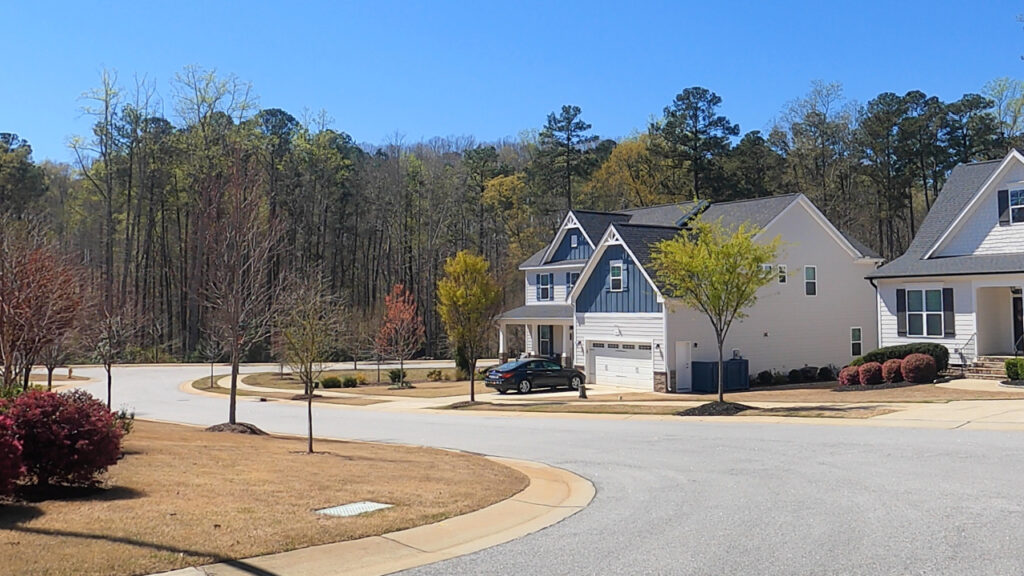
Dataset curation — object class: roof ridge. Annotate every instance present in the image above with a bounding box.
[613,222,683,230]
[705,193,800,207]
[618,200,700,212]
[571,209,630,216]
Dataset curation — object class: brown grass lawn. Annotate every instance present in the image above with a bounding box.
[582,382,1024,403]
[190,377,386,406]
[0,421,528,576]
[27,374,89,383]
[244,372,492,398]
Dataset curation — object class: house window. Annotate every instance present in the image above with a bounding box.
[570,234,578,248]
[567,272,580,293]
[537,273,553,301]
[622,344,636,350]
[638,344,652,350]
[592,342,605,348]
[1012,190,1024,224]
[610,261,623,292]
[907,289,943,337]
[607,343,620,349]
[804,266,817,296]
[778,265,787,284]
[851,327,862,356]
[760,264,773,274]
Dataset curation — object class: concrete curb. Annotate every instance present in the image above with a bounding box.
[155,457,594,576]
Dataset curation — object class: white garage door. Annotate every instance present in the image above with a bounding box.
[590,342,653,389]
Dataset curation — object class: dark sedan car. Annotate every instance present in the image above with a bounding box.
[484,358,585,394]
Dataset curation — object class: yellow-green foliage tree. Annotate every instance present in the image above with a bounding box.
[651,219,781,403]
[437,251,502,402]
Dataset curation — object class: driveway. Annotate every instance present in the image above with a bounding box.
[69,365,1024,575]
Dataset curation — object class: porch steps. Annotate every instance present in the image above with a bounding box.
[963,356,1013,381]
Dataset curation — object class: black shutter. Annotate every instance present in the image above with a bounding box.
[896,289,907,337]
[999,190,1011,226]
[535,274,541,301]
[943,287,955,337]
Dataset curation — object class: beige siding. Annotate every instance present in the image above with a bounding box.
[876,279,975,364]
[575,313,665,373]
[664,200,880,376]
[937,164,1024,257]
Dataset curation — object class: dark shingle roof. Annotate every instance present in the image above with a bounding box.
[619,201,702,226]
[572,210,631,244]
[699,194,800,230]
[497,303,574,321]
[868,160,1005,279]
[519,247,547,268]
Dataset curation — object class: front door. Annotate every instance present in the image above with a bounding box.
[538,325,552,356]
[1014,296,1023,353]
[675,341,692,392]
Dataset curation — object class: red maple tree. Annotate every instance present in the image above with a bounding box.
[375,284,425,386]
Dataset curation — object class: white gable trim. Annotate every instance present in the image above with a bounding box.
[758,194,878,261]
[568,224,665,305]
[924,149,1024,259]
[541,211,595,264]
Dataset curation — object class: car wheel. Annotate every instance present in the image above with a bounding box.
[497,389,507,395]
[518,379,532,394]
[569,375,581,391]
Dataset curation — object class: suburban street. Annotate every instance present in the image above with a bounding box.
[72,365,1024,576]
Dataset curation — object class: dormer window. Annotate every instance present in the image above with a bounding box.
[570,234,578,248]
[1012,190,1024,224]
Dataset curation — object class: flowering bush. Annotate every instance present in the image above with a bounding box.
[0,414,23,495]
[839,366,860,387]
[858,362,884,386]
[882,359,904,384]
[9,390,123,487]
[901,353,937,384]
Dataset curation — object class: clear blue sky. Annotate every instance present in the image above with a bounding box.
[2,0,1022,163]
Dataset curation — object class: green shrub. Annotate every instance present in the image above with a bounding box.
[321,376,342,389]
[858,343,949,373]
[1004,358,1024,381]
[849,357,865,367]
[114,406,135,435]
[800,366,819,382]
[816,366,835,381]
[772,371,787,386]
[756,370,773,386]
[882,359,903,383]
[901,353,937,384]
[426,369,444,381]
[341,376,358,388]
[388,368,407,385]
[787,369,803,384]
[858,362,883,385]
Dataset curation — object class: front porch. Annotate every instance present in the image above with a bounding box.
[496,304,575,367]
[974,285,1024,358]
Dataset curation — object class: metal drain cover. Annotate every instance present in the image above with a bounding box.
[315,501,393,517]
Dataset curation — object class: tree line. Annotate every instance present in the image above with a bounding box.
[2,66,1022,363]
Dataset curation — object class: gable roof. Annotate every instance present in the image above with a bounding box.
[700,193,801,230]
[572,210,631,243]
[867,158,1008,279]
[618,201,703,226]
[612,223,681,283]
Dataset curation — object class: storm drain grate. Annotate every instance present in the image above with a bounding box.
[315,501,393,517]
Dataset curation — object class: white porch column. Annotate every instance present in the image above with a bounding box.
[498,324,506,354]
[525,324,536,355]
[561,324,571,367]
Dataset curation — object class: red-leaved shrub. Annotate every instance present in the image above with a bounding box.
[9,390,123,487]
[901,353,937,384]
[0,414,23,495]
[839,366,860,387]
[882,359,904,383]
[858,362,884,385]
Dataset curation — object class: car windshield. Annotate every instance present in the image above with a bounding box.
[493,361,526,371]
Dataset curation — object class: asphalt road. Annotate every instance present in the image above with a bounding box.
[72,365,1024,576]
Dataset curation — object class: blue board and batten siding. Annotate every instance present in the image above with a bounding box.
[549,228,592,262]
[576,246,663,313]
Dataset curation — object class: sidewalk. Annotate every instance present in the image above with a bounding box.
[157,456,593,576]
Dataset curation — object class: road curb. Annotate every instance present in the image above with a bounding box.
[154,456,594,576]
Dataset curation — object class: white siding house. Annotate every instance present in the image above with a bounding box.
[869,150,1024,368]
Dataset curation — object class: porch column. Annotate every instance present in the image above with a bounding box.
[498,324,508,363]
[561,324,571,367]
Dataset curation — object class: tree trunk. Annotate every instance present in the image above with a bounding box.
[717,339,725,404]
[209,361,215,388]
[22,364,30,392]
[307,392,314,454]
[469,358,476,402]
[47,366,54,391]
[229,350,239,424]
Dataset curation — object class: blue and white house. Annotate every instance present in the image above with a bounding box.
[869,149,1024,370]
[497,194,882,391]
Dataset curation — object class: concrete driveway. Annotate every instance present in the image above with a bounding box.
[68,365,1024,575]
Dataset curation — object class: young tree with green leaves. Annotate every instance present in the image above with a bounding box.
[436,251,502,403]
[651,219,780,403]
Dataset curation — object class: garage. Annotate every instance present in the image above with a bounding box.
[589,342,653,389]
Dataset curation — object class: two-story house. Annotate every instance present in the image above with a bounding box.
[868,149,1024,370]
[497,194,883,391]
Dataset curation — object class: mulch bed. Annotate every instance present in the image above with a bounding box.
[205,422,267,435]
[1002,380,1024,387]
[677,401,754,417]
[832,381,928,392]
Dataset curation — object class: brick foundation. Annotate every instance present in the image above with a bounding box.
[653,371,668,393]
